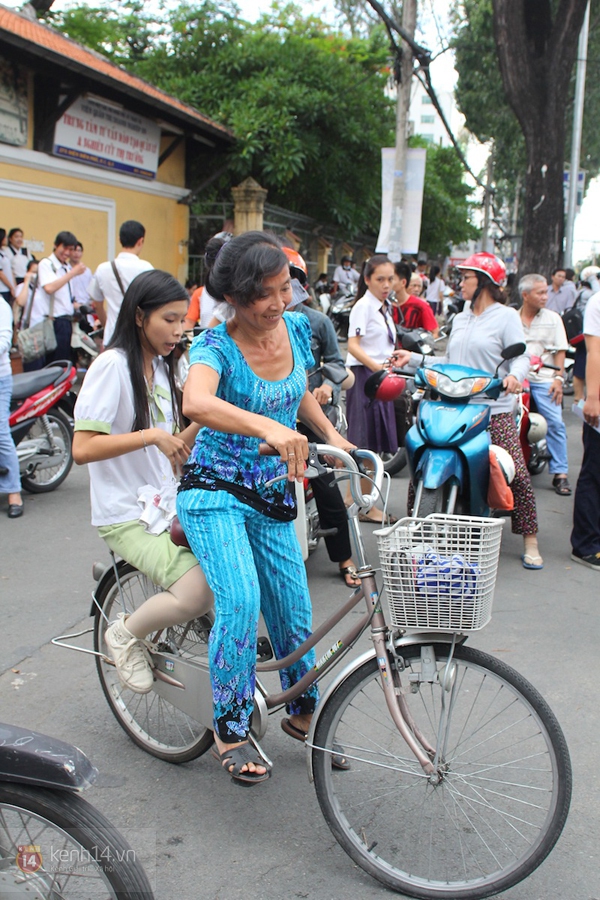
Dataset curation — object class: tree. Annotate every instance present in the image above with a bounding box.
[453,0,593,275]
[53,1,396,235]
[410,136,479,258]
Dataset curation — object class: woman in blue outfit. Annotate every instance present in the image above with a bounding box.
[177,231,352,784]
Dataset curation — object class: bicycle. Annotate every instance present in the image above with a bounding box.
[55,445,572,900]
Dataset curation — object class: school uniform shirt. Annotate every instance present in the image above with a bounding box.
[88,252,154,345]
[30,254,73,325]
[7,243,33,281]
[70,266,93,305]
[74,349,177,526]
[0,249,15,295]
[345,289,396,367]
[520,307,568,384]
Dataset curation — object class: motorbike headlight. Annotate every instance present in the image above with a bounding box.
[423,369,492,398]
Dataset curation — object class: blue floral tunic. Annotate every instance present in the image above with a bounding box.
[179,312,314,519]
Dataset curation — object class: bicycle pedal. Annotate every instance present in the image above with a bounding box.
[256,635,273,662]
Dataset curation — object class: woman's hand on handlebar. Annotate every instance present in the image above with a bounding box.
[149,429,193,475]
[262,424,309,482]
[502,374,522,394]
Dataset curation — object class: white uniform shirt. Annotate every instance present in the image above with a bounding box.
[0,249,15,293]
[346,289,396,367]
[0,297,13,378]
[70,266,92,305]
[30,253,73,324]
[88,252,154,344]
[7,244,33,280]
[520,307,568,383]
[584,292,600,337]
[74,349,177,526]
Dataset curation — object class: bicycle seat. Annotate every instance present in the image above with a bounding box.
[170,516,190,548]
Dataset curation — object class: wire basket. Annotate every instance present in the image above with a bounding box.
[375,514,504,632]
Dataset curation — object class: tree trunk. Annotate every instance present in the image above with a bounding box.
[492,0,588,276]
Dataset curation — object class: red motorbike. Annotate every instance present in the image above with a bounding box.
[10,360,77,492]
[516,355,553,475]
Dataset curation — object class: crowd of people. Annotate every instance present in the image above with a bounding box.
[3,224,600,782]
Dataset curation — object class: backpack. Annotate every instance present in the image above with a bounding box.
[562,300,584,346]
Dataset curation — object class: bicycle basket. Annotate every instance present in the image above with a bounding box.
[375,514,504,632]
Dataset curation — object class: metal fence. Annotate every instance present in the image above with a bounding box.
[188,203,377,287]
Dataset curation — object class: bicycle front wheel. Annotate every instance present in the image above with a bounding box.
[94,563,214,763]
[313,644,571,900]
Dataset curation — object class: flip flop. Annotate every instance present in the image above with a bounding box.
[358,512,398,525]
[281,718,350,770]
[521,553,544,570]
[552,475,572,496]
[211,742,271,785]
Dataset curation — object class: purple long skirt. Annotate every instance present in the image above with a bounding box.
[345,365,398,452]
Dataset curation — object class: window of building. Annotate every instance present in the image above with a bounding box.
[421,95,433,105]
[421,115,435,124]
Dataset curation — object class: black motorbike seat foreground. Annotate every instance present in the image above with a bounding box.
[11,364,68,402]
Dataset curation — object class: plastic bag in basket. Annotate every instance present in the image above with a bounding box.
[415,551,480,601]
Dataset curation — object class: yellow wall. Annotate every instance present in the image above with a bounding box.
[0,162,189,281]
[157,135,186,187]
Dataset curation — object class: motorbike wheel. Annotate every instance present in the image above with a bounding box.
[20,408,74,493]
[0,783,154,898]
[93,562,215,763]
[377,448,407,477]
[312,645,571,899]
[414,485,456,517]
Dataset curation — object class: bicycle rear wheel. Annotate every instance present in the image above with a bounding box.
[313,644,571,899]
[94,563,214,763]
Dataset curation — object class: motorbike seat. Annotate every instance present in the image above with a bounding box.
[170,516,191,549]
[11,366,64,401]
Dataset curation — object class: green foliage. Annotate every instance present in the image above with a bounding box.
[409,136,480,258]
[53,0,396,235]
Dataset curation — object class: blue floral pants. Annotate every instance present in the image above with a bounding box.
[177,488,318,742]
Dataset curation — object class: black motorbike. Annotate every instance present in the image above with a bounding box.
[0,721,154,898]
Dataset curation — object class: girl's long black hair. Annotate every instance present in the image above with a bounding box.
[106,269,188,431]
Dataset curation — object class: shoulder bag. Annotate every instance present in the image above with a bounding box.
[16,262,58,363]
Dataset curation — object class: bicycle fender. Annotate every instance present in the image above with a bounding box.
[90,558,130,616]
[419,448,464,490]
[306,633,463,782]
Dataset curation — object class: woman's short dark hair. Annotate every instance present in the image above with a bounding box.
[205,231,288,307]
[107,269,188,431]
[26,259,37,273]
[8,228,22,241]
[0,229,6,244]
[356,254,391,300]
[477,271,506,303]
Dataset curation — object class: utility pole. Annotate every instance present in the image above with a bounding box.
[565,0,590,268]
[480,146,494,253]
[387,0,417,262]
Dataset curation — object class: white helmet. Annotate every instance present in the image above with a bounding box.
[527,412,547,444]
[581,265,600,282]
[490,445,515,484]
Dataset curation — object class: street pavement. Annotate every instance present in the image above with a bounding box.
[1,409,598,900]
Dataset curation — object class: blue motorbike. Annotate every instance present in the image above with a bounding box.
[403,339,526,517]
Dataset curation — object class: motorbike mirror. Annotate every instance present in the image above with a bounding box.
[501,342,526,361]
[401,332,421,352]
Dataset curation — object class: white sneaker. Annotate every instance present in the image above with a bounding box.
[105,614,155,693]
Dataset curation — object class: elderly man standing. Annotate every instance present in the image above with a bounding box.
[519,273,571,495]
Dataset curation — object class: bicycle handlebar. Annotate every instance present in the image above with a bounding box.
[259,443,383,511]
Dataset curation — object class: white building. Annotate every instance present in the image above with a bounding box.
[409,78,459,148]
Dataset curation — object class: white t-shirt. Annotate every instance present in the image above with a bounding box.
[0,249,15,293]
[30,253,73,324]
[70,266,92,305]
[425,276,444,306]
[7,244,33,280]
[584,293,600,338]
[333,265,359,285]
[346,289,396,367]
[520,307,568,383]
[74,348,177,526]
[88,252,154,344]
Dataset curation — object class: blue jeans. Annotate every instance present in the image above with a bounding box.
[0,375,21,494]
[529,382,569,474]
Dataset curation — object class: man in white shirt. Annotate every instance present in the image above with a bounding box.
[30,230,86,365]
[333,256,359,287]
[571,291,600,569]
[88,220,153,344]
[69,242,92,306]
[518,273,570,495]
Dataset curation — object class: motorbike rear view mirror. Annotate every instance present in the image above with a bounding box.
[401,332,421,352]
[501,342,526,361]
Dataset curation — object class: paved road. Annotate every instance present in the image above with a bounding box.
[1,411,598,900]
